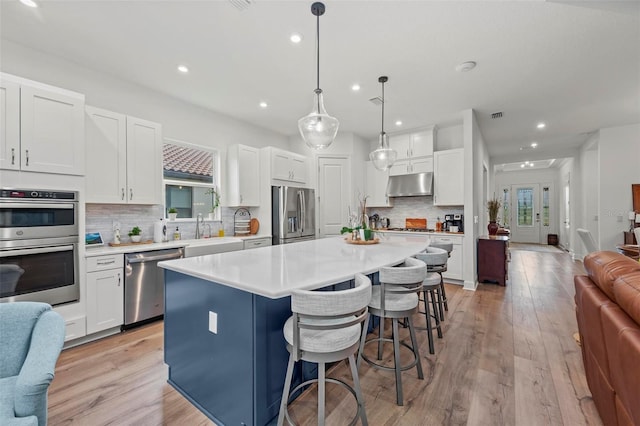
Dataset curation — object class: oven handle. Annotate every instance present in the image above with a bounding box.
[1,202,75,209]
[0,244,74,257]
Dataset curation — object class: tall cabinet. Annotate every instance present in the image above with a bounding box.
[434,148,464,206]
[227,144,260,206]
[1,73,85,175]
[85,106,162,204]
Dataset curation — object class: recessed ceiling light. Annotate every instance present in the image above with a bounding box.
[537,122,546,129]
[455,61,477,72]
[520,164,525,168]
[177,65,189,73]
[259,101,268,108]
[19,0,38,7]
[290,33,302,44]
[529,163,534,167]
[395,120,403,126]
[525,161,530,165]
[531,142,538,148]
[351,84,360,91]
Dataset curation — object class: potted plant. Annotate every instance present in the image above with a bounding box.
[487,197,501,236]
[128,226,142,243]
[205,187,220,220]
[168,208,178,221]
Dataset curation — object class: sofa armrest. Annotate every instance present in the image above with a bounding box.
[14,311,64,425]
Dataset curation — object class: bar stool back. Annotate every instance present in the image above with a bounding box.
[357,257,426,406]
[278,273,372,426]
[420,246,450,319]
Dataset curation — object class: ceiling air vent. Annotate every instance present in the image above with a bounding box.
[228,0,252,11]
[491,111,503,119]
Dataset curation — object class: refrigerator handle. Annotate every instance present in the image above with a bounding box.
[300,191,306,233]
[282,187,288,234]
[297,191,303,233]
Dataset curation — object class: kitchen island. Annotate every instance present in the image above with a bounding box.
[158,234,430,426]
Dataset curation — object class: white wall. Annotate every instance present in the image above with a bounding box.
[598,123,640,250]
[579,133,599,256]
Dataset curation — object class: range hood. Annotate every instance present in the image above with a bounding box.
[386,172,433,197]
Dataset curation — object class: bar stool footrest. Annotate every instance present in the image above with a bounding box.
[359,337,421,372]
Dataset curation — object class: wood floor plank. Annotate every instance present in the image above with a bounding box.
[46,245,603,425]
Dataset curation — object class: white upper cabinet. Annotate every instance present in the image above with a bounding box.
[269,147,308,184]
[86,106,162,204]
[388,126,434,161]
[434,148,464,206]
[227,144,260,206]
[1,73,85,175]
[388,157,433,176]
[365,160,393,207]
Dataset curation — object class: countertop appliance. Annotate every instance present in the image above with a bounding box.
[1,188,79,306]
[444,214,464,233]
[124,247,184,327]
[272,186,315,245]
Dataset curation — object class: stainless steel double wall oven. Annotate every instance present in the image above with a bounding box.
[0,188,80,306]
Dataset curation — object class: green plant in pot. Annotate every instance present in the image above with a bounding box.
[205,187,220,220]
[128,226,142,243]
[487,198,501,236]
[167,207,178,221]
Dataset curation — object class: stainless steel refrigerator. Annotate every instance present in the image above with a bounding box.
[272,186,316,245]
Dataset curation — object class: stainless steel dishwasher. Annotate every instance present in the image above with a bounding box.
[124,247,184,327]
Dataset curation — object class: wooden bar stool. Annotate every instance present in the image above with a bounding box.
[357,257,426,406]
[278,273,371,426]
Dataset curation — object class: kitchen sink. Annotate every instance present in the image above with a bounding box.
[183,237,244,257]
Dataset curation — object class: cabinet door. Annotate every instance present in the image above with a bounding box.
[86,269,124,334]
[228,144,260,206]
[411,156,434,174]
[434,149,464,206]
[271,150,292,181]
[290,154,307,184]
[126,116,162,204]
[443,243,462,280]
[366,161,392,207]
[389,133,411,160]
[85,107,128,203]
[410,129,434,158]
[0,78,20,170]
[389,159,411,176]
[20,85,85,175]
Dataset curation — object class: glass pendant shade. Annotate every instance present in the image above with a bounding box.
[370,75,397,171]
[298,89,339,149]
[369,132,397,171]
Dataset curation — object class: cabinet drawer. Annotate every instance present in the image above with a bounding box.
[432,236,461,244]
[87,254,124,272]
[244,238,271,250]
[63,316,86,342]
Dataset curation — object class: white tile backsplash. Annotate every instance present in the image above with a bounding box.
[366,196,463,229]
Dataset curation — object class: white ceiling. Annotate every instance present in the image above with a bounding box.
[1,0,638,166]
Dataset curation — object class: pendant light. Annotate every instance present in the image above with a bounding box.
[369,76,397,171]
[298,2,339,150]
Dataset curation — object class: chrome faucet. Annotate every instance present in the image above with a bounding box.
[195,213,204,239]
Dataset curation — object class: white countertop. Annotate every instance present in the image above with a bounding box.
[85,237,247,256]
[376,230,464,237]
[158,234,431,299]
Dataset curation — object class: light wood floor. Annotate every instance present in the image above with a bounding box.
[48,246,602,425]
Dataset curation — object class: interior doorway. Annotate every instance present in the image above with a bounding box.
[507,183,554,244]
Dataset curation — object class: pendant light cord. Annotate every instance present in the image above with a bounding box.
[316,12,320,91]
[381,80,385,135]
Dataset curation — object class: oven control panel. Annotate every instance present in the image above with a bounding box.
[0,189,77,200]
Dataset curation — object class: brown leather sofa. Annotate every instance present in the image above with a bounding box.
[574,251,640,426]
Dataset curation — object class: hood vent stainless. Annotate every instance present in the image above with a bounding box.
[386,172,433,197]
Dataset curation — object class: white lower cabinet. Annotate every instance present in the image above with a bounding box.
[243,237,271,250]
[432,235,463,280]
[62,316,87,342]
[86,254,124,334]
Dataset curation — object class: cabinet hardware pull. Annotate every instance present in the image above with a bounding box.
[25,150,29,166]
[130,188,133,200]
[11,148,15,165]
[121,188,125,200]
[117,273,121,286]
[97,260,116,265]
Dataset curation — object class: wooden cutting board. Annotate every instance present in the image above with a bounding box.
[406,218,427,229]
[250,218,260,235]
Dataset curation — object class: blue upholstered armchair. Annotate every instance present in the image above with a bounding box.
[0,302,65,426]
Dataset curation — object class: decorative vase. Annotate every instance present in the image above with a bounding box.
[208,212,216,221]
[488,221,499,236]
[131,235,142,243]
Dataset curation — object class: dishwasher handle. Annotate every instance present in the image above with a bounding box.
[126,251,183,264]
